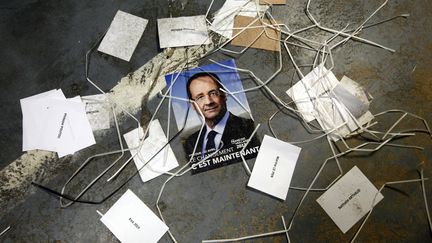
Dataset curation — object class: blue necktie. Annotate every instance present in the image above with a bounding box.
[205,130,218,152]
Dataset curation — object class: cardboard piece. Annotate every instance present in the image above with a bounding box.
[157,15,210,48]
[100,189,169,243]
[231,15,280,52]
[98,10,148,61]
[316,166,384,233]
[247,135,301,200]
[123,120,179,182]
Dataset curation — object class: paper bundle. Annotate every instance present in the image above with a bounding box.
[20,89,96,157]
[286,65,374,141]
[157,15,211,48]
[82,94,111,131]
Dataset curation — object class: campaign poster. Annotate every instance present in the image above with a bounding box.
[165,59,260,174]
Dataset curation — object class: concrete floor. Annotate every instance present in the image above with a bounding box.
[1,0,431,242]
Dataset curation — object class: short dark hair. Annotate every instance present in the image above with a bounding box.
[186,72,223,100]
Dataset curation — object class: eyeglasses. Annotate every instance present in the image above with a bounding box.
[193,90,222,104]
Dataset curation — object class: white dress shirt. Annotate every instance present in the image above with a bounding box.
[201,111,229,155]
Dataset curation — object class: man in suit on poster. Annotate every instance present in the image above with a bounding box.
[184,72,260,173]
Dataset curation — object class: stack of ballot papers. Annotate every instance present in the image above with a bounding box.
[286,64,374,141]
[20,89,96,157]
[100,189,169,243]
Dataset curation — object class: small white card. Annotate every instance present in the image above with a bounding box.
[123,119,178,183]
[42,97,96,157]
[247,135,301,200]
[82,94,111,131]
[98,10,148,61]
[316,166,384,233]
[157,15,210,48]
[339,75,371,108]
[100,189,168,243]
[20,89,66,151]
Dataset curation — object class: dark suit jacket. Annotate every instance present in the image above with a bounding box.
[184,113,260,173]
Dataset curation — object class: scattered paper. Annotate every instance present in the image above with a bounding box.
[330,84,369,119]
[21,89,65,151]
[123,119,178,183]
[157,15,210,49]
[286,64,339,122]
[316,166,384,233]
[339,76,371,107]
[82,94,111,131]
[286,66,374,141]
[210,0,268,39]
[259,0,286,5]
[100,189,169,243]
[247,135,301,200]
[42,97,95,157]
[20,89,95,157]
[315,75,374,141]
[314,95,374,141]
[231,15,280,52]
[98,10,148,61]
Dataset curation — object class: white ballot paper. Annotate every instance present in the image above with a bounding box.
[210,0,268,39]
[316,166,384,233]
[157,15,210,48]
[100,189,169,243]
[313,95,374,142]
[20,90,96,157]
[247,135,301,200]
[123,119,178,183]
[82,94,111,131]
[45,97,96,157]
[286,66,374,141]
[286,64,339,122]
[20,89,66,151]
[98,10,148,61]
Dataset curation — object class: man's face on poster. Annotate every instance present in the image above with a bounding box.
[189,75,227,126]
